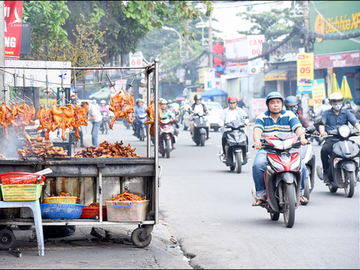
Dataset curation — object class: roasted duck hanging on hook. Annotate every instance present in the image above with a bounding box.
[13,101,36,137]
[72,102,88,139]
[109,88,135,130]
[52,103,75,141]
[144,100,162,137]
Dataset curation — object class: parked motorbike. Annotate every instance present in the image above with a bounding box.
[190,110,209,146]
[158,117,176,158]
[299,125,317,203]
[316,119,360,198]
[134,113,147,141]
[251,133,303,228]
[218,119,248,173]
[100,112,110,134]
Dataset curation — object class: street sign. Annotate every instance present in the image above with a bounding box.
[129,52,143,68]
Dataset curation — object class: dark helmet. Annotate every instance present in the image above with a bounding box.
[266,91,284,106]
[194,94,202,101]
[228,96,238,104]
[284,96,298,107]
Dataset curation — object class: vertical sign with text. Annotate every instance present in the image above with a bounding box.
[312,78,326,113]
[297,53,314,94]
[4,1,23,60]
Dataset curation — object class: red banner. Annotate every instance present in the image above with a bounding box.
[4,1,23,60]
[314,51,360,69]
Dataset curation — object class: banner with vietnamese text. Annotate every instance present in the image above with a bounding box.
[4,1,23,60]
[312,78,326,113]
[297,53,314,94]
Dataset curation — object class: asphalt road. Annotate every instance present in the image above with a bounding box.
[1,120,359,269]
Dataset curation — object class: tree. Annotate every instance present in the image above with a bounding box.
[236,3,304,41]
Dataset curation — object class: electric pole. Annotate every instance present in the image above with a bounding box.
[303,1,309,52]
[208,14,213,69]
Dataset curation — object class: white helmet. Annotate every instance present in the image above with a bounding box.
[100,100,106,104]
[329,92,343,102]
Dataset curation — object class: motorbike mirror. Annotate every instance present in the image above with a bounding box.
[243,116,249,119]
[314,116,323,125]
[305,125,316,134]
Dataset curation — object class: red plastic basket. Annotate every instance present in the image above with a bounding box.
[79,206,107,220]
[0,172,45,185]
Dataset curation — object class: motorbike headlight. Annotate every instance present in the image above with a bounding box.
[268,158,285,171]
[290,156,301,170]
[338,125,351,138]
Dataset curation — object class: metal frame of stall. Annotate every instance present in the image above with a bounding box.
[0,60,161,249]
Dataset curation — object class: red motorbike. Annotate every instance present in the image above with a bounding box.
[252,133,303,228]
[158,118,176,158]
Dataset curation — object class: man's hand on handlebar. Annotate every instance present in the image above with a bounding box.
[301,138,308,145]
[254,140,262,150]
[320,131,328,137]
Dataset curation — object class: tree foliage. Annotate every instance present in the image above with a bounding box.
[236,3,303,41]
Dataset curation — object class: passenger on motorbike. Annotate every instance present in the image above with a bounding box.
[133,98,147,136]
[285,96,309,128]
[319,92,360,184]
[160,99,179,147]
[315,98,331,117]
[218,96,249,161]
[189,94,210,139]
[252,91,308,206]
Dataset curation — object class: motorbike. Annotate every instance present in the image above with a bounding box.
[218,119,248,173]
[183,110,191,131]
[99,112,110,134]
[158,117,176,158]
[299,125,317,203]
[191,110,209,146]
[315,118,359,198]
[134,113,147,141]
[251,133,303,228]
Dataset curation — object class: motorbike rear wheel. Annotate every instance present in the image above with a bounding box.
[344,170,355,198]
[283,183,296,228]
[165,138,171,158]
[140,128,145,141]
[304,165,311,202]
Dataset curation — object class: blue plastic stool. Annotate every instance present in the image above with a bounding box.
[0,200,45,256]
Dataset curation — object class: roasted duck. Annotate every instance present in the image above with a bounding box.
[107,190,146,201]
[72,103,88,139]
[74,140,140,158]
[12,101,36,137]
[52,104,75,141]
[144,100,162,137]
[0,102,17,139]
[109,88,135,130]
[36,106,56,140]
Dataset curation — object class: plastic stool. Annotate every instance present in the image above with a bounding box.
[0,200,44,256]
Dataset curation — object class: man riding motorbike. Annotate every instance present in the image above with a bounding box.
[160,99,179,148]
[218,96,249,162]
[252,91,308,206]
[319,92,360,184]
[189,94,210,139]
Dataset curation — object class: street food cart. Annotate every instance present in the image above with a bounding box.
[0,60,161,254]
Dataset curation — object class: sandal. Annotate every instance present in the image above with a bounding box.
[300,195,309,205]
[252,198,266,206]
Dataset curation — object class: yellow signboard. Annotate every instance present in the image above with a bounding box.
[39,98,57,108]
[297,53,314,94]
[312,78,326,113]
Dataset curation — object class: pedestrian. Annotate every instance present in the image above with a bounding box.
[237,97,248,109]
[87,102,102,146]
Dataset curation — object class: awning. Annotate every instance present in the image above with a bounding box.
[263,68,288,81]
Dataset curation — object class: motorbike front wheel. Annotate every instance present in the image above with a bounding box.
[165,138,171,158]
[200,134,205,146]
[344,170,355,198]
[283,183,296,228]
[235,151,242,174]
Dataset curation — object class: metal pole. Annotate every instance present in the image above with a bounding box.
[0,2,5,152]
[154,59,159,225]
[208,14,213,69]
[146,70,151,158]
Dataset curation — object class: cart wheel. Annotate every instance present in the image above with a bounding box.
[131,228,152,248]
[0,228,16,250]
[18,225,32,230]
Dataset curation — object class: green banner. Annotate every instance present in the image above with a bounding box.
[309,1,360,55]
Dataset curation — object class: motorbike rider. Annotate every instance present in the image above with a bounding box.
[160,99,179,147]
[133,98,147,136]
[189,94,211,139]
[218,96,249,162]
[285,96,310,128]
[319,92,360,184]
[252,91,308,206]
[99,100,109,113]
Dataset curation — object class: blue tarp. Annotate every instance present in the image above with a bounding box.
[201,88,228,99]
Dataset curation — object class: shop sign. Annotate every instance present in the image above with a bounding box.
[314,51,360,69]
[312,78,326,113]
[4,1,23,60]
[297,53,314,94]
[310,1,360,55]
[251,98,267,118]
[263,73,287,81]
[198,68,207,84]
[129,52,143,68]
